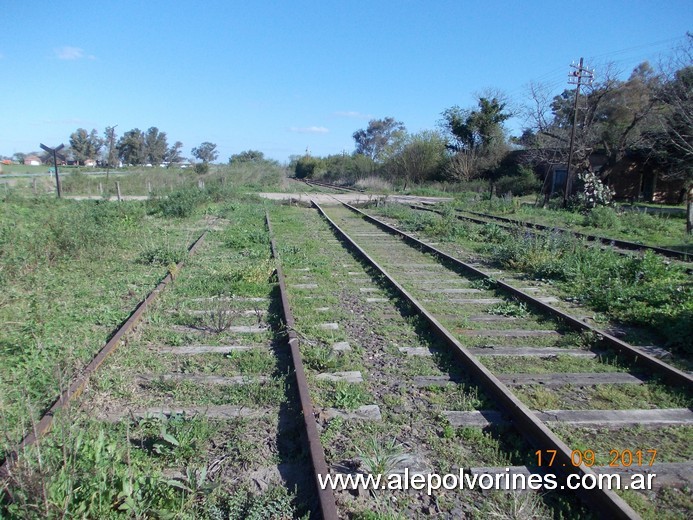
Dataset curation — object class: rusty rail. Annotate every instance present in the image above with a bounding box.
[302,179,364,193]
[265,211,339,520]
[354,202,693,389]
[411,204,691,262]
[0,231,207,477]
[314,199,644,519]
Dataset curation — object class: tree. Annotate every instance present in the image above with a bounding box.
[294,155,322,179]
[440,96,511,182]
[229,150,265,164]
[353,117,406,162]
[191,142,218,164]
[12,152,26,164]
[144,127,168,165]
[521,56,691,205]
[524,62,662,198]
[384,131,447,189]
[104,126,119,169]
[69,128,103,165]
[117,128,145,165]
[653,35,693,232]
[166,141,185,165]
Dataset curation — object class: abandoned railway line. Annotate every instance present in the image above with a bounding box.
[302,198,692,517]
[301,179,365,193]
[1,193,691,519]
[409,204,693,265]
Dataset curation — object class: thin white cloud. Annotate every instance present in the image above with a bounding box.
[333,111,372,119]
[54,46,95,60]
[289,126,329,134]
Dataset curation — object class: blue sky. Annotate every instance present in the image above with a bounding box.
[1,1,690,163]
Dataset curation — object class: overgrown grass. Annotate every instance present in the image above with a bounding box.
[491,232,692,354]
[0,195,205,462]
[457,196,691,253]
[2,414,303,519]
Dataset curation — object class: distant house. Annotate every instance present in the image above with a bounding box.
[508,148,685,204]
[24,155,41,166]
[84,159,97,167]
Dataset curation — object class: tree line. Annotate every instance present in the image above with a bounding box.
[295,35,692,201]
[8,126,220,169]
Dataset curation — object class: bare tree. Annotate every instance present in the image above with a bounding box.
[655,34,693,232]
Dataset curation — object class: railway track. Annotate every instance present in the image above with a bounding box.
[409,204,692,264]
[298,198,692,518]
[3,199,690,518]
[0,213,337,519]
[301,179,365,193]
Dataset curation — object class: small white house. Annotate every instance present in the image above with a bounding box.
[24,155,41,166]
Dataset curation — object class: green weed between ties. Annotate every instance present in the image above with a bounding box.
[490,231,692,354]
[357,436,407,476]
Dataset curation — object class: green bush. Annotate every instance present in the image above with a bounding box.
[209,485,298,520]
[148,186,207,218]
[494,166,540,196]
[584,206,619,229]
[136,246,186,266]
[294,155,322,178]
[620,210,668,235]
[0,200,146,281]
[194,162,209,175]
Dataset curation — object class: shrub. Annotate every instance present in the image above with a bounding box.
[194,163,209,175]
[575,171,615,209]
[148,186,207,218]
[494,166,541,196]
[492,230,692,354]
[136,246,186,266]
[584,206,619,229]
[294,155,321,178]
[355,176,393,192]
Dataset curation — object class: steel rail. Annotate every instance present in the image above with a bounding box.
[0,231,207,477]
[462,208,690,260]
[302,179,364,193]
[313,199,641,519]
[344,201,693,389]
[410,203,690,261]
[265,212,339,520]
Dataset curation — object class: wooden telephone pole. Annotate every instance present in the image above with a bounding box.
[563,58,594,205]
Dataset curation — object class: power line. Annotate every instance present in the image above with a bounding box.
[507,35,685,97]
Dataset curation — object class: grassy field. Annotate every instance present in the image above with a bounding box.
[0,197,201,460]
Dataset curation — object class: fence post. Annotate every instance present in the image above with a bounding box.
[116,181,122,201]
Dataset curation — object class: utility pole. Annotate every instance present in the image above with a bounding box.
[563,58,594,205]
[106,124,118,180]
